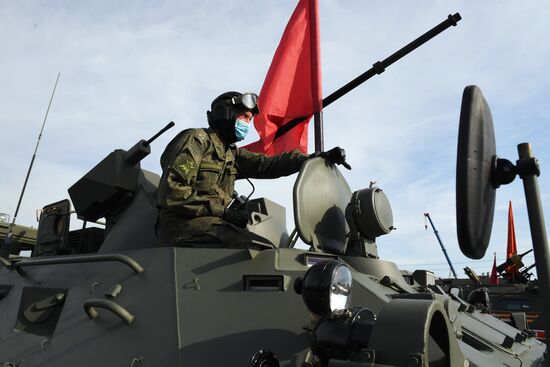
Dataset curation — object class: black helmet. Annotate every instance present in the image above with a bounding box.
[207,91,260,143]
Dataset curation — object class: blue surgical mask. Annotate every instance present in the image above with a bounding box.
[234,119,251,141]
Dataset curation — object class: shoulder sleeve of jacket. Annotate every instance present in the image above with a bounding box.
[160,129,206,168]
[235,148,308,179]
[158,129,224,217]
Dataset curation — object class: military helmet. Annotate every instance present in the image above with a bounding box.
[208,91,260,125]
[207,91,260,143]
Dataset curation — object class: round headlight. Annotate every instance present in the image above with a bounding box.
[294,260,352,317]
[349,187,393,240]
[330,264,352,311]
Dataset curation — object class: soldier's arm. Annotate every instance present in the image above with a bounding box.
[162,131,225,217]
[235,148,308,179]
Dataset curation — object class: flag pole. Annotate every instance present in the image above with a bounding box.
[310,0,323,152]
[314,111,324,152]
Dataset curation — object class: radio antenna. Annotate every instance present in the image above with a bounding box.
[1,73,61,256]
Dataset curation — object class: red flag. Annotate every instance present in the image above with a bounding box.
[489,253,499,285]
[506,201,518,275]
[243,0,322,155]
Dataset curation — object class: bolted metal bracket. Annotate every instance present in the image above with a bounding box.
[492,157,517,188]
[516,157,540,178]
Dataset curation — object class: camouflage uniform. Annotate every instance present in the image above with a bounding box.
[157,127,307,248]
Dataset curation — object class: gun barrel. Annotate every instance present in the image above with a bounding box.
[274,13,462,140]
[125,140,151,165]
[496,249,535,273]
[322,13,462,108]
[522,263,536,274]
[519,248,534,258]
[146,121,175,146]
[125,121,176,165]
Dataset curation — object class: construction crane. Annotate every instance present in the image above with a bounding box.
[424,212,458,279]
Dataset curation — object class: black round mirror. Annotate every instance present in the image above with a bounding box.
[456,85,496,259]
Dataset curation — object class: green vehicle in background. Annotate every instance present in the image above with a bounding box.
[437,254,546,342]
[0,218,36,254]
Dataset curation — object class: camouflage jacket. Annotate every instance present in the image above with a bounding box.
[157,128,308,222]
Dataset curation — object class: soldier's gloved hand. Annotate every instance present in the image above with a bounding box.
[223,208,249,227]
[310,147,351,170]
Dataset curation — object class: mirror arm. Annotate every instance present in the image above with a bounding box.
[491,156,540,189]
[492,157,517,188]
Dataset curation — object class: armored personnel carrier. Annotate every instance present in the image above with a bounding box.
[0,86,548,366]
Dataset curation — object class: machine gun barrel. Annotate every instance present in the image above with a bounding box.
[322,13,462,108]
[496,248,533,273]
[69,121,176,221]
[125,121,175,165]
[520,248,534,257]
[145,121,175,146]
[274,13,462,140]
[521,263,536,276]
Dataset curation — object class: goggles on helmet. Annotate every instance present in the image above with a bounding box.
[230,93,259,114]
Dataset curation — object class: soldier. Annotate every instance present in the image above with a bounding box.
[157,91,345,248]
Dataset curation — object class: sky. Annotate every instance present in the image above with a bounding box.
[1,1,549,278]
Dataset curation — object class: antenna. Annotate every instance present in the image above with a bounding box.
[1,73,61,257]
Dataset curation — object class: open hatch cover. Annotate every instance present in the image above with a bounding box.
[293,158,352,254]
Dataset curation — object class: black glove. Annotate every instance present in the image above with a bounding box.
[310,147,351,170]
[223,208,249,227]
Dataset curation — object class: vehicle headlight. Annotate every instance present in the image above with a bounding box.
[294,260,352,317]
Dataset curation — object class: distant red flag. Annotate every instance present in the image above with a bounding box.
[489,253,499,285]
[506,201,518,275]
[243,0,322,155]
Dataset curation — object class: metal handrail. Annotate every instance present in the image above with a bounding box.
[84,299,134,325]
[14,254,144,273]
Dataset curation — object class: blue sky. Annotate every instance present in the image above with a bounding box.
[1,1,549,277]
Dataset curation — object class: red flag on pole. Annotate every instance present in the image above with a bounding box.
[489,252,499,285]
[506,201,518,275]
[243,0,322,155]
